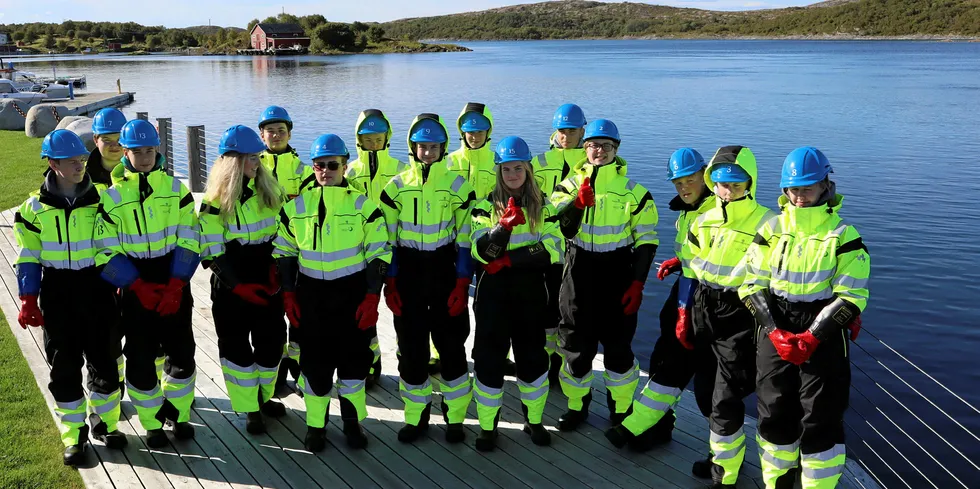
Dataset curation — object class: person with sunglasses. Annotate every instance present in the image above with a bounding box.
[550,119,659,432]
[199,125,288,436]
[379,114,476,444]
[273,133,391,451]
[345,109,408,389]
[256,105,314,394]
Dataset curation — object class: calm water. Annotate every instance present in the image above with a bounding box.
[14,40,980,486]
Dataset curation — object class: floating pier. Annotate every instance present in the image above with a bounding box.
[0,91,135,135]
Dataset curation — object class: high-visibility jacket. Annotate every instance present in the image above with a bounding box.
[685,148,774,291]
[95,161,200,273]
[199,178,283,261]
[14,175,106,291]
[532,132,585,196]
[273,181,392,280]
[671,193,717,279]
[740,194,870,312]
[260,147,314,200]
[551,158,659,253]
[469,197,564,266]
[346,110,408,202]
[448,103,496,199]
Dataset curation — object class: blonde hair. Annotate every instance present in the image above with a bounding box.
[203,153,283,221]
[490,160,543,232]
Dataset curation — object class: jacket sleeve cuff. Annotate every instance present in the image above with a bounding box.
[170,246,201,281]
[16,263,41,296]
[456,246,475,278]
[101,255,139,288]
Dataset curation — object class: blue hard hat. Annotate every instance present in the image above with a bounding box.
[357,115,389,135]
[410,119,447,143]
[459,112,491,133]
[310,134,350,161]
[91,108,127,135]
[494,136,532,165]
[710,163,750,183]
[781,146,833,188]
[667,148,706,180]
[258,105,293,130]
[218,125,266,156]
[40,129,89,160]
[118,119,160,149]
[583,119,621,143]
[552,103,587,130]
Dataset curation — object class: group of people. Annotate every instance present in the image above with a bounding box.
[13,101,870,489]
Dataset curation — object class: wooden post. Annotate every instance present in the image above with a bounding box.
[116,79,121,94]
[157,118,173,176]
[136,112,148,121]
[186,125,206,192]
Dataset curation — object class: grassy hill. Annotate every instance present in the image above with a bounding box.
[380,0,980,39]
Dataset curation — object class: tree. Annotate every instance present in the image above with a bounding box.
[351,21,368,33]
[262,16,279,24]
[66,29,76,39]
[356,33,368,50]
[247,18,260,32]
[300,14,327,33]
[55,38,67,51]
[11,31,25,42]
[368,25,385,42]
[311,22,356,52]
[278,13,300,24]
[43,34,56,49]
[23,28,38,43]
[76,30,92,41]
[146,34,162,50]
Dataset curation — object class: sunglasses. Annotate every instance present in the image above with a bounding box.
[312,161,342,171]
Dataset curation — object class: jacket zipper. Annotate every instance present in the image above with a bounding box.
[775,240,788,274]
[55,215,63,244]
[236,209,246,242]
[64,208,74,267]
[413,197,418,227]
[133,209,143,236]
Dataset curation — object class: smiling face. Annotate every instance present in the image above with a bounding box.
[464,130,488,149]
[585,138,618,166]
[243,153,261,179]
[500,161,527,190]
[260,122,290,153]
[715,181,749,202]
[94,133,124,162]
[672,169,707,205]
[312,156,347,186]
[48,155,87,185]
[125,146,158,172]
[785,183,824,207]
[415,142,443,165]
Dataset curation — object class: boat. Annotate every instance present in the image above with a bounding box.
[0,79,48,103]
[37,74,87,88]
[0,68,46,92]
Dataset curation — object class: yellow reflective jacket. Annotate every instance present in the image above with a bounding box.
[532,131,586,196]
[668,193,717,278]
[347,110,408,202]
[198,178,284,261]
[448,103,496,199]
[14,175,106,271]
[740,193,870,312]
[260,147,314,200]
[469,196,564,266]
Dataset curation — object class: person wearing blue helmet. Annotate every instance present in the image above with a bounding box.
[94,119,201,449]
[199,125,288,436]
[257,105,313,391]
[680,146,775,488]
[14,130,126,465]
[607,147,718,471]
[468,136,564,451]
[346,109,408,389]
[273,133,392,451]
[87,108,127,185]
[378,114,476,444]
[449,102,496,199]
[741,147,870,489]
[550,119,660,432]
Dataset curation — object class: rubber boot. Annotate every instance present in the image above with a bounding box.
[626,410,674,452]
[246,412,266,434]
[607,390,633,426]
[605,424,635,448]
[89,414,127,449]
[475,412,500,452]
[63,443,87,466]
[305,427,326,452]
[521,404,551,446]
[692,451,713,479]
[558,392,591,431]
[441,401,465,444]
[158,399,194,440]
[145,428,168,448]
[398,403,430,443]
[261,399,287,418]
[343,420,368,449]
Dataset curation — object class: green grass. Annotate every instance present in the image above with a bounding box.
[0,131,85,489]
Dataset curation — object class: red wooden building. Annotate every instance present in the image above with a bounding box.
[249,23,310,51]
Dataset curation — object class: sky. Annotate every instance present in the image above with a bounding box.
[0,0,818,29]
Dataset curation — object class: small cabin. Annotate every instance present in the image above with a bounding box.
[250,23,310,51]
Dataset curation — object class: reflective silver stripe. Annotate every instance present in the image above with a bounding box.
[762,451,800,470]
[257,364,278,374]
[130,396,164,409]
[59,412,87,423]
[96,237,120,248]
[91,398,120,415]
[364,239,386,256]
[18,247,40,261]
[758,436,801,454]
[399,220,450,234]
[201,244,224,258]
[337,379,365,396]
[230,217,277,234]
[299,262,366,281]
[625,180,637,191]
[804,444,845,462]
[772,268,835,285]
[772,288,835,303]
[442,386,472,401]
[544,327,558,336]
[391,175,405,189]
[299,374,320,397]
[165,383,196,400]
[581,223,626,236]
[300,246,362,263]
[834,274,869,290]
[107,188,121,204]
[177,225,200,241]
[354,195,367,211]
[386,223,398,235]
[536,153,549,168]
[474,379,502,396]
[163,371,196,386]
[711,428,745,445]
[294,195,306,214]
[518,372,549,401]
[258,376,276,385]
[508,232,538,247]
[570,237,632,253]
[39,257,97,270]
[643,380,683,399]
[634,224,657,234]
[450,176,466,193]
[201,233,225,244]
[691,257,744,278]
[604,361,639,386]
[89,391,119,402]
[272,236,298,255]
[397,235,454,251]
[399,379,432,404]
[559,368,592,388]
[119,225,178,245]
[41,241,96,252]
[713,445,744,461]
[636,394,672,413]
[56,398,86,410]
[442,374,471,390]
[673,241,683,255]
[126,382,162,398]
[171,177,182,193]
[801,466,845,481]
[221,358,257,376]
[474,380,502,406]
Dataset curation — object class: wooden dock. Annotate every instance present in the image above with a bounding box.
[0,204,880,489]
[55,92,135,115]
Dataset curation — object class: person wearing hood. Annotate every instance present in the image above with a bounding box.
[94,120,201,449]
[257,105,314,391]
[273,134,391,451]
[680,146,775,489]
[606,148,718,474]
[86,108,127,186]
[379,114,476,444]
[14,130,126,465]
[533,103,588,384]
[550,119,659,432]
[740,147,870,489]
[449,102,496,199]
[199,126,288,436]
[346,109,408,389]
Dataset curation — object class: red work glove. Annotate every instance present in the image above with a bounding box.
[156,277,186,316]
[574,177,595,209]
[283,291,301,327]
[384,277,402,316]
[17,295,43,329]
[498,197,526,231]
[129,278,166,311]
[656,257,681,281]
[355,293,381,330]
[232,284,270,306]
[621,280,644,315]
[769,329,798,363]
[847,316,862,342]
[788,331,820,366]
[675,308,694,350]
[447,277,471,317]
[484,255,512,275]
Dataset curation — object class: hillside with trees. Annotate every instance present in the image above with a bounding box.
[380,0,980,39]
